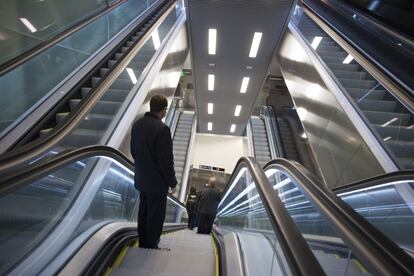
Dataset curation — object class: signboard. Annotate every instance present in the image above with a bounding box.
[199,165,225,172]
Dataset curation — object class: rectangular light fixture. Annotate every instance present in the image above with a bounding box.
[208,103,213,114]
[126,68,137,84]
[207,122,213,131]
[342,54,354,64]
[311,36,322,50]
[152,29,161,50]
[20,18,37,33]
[234,105,242,117]
[208,74,215,91]
[230,124,236,133]
[249,32,263,58]
[381,117,398,127]
[240,77,250,93]
[208,28,217,55]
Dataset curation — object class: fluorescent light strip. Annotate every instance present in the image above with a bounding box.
[208,28,217,55]
[207,122,213,131]
[208,103,213,114]
[234,105,242,117]
[383,136,392,141]
[240,77,250,93]
[230,124,236,133]
[218,168,247,208]
[126,68,137,84]
[342,54,354,64]
[152,29,160,50]
[381,117,398,127]
[249,32,263,58]
[208,74,215,91]
[20,18,37,33]
[311,36,323,49]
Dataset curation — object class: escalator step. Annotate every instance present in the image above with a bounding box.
[121,46,129,54]
[357,99,397,112]
[363,111,410,125]
[92,77,102,88]
[56,112,70,124]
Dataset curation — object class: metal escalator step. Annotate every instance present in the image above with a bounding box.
[115,52,123,60]
[111,78,135,91]
[78,113,113,130]
[337,78,377,89]
[121,46,129,54]
[346,88,386,100]
[56,112,70,124]
[100,68,110,78]
[108,59,118,68]
[331,70,368,79]
[81,87,92,98]
[63,128,104,147]
[357,99,397,112]
[317,50,348,59]
[325,62,360,71]
[88,100,122,115]
[374,124,414,141]
[101,89,130,102]
[385,140,414,158]
[92,77,102,88]
[69,99,82,111]
[363,111,410,125]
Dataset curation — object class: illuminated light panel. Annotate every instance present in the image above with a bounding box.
[152,29,161,50]
[126,68,137,84]
[207,122,213,131]
[208,28,217,55]
[230,124,236,133]
[342,54,354,64]
[311,36,323,50]
[406,125,414,129]
[234,105,242,117]
[383,136,392,141]
[240,77,250,93]
[208,74,215,91]
[208,103,213,114]
[381,117,398,127]
[249,32,263,58]
[20,18,37,33]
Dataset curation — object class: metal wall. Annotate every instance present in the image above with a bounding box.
[276,28,384,188]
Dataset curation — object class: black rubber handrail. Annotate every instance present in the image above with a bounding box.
[219,157,325,276]
[333,170,414,194]
[0,145,185,209]
[0,0,176,176]
[264,159,414,275]
[0,0,127,77]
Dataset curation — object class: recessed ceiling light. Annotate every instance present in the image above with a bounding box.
[208,63,216,67]
[311,36,322,50]
[245,66,253,70]
[152,29,160,50]
[208,103,213,114]
[342,54,354,64]
[207,122,213,131]
[208,74,215,91]
[20,18,37,33]
[230,124,236,133]
[240,77,250,93]
[249,32,262,58]
[234,105,242,116]
[126,68,137,84]
[208,28,217,55]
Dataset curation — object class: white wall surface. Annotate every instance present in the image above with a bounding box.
[190,133,249,173]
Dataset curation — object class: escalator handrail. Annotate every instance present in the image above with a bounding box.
[219,156,325,276]
[332,170,414,194]
[264,158,414,275]
[0,0,176,177]
[0,145,185,209]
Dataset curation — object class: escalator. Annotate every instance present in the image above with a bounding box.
[0,0,188,175]
[1,146,413,275]
[249,116,272,167]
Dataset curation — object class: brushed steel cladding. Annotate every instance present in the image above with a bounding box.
[119,26,189,157]
[277,29,384,187]
[187,0,296,136]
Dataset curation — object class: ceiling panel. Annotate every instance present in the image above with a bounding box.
[187,0,295,135]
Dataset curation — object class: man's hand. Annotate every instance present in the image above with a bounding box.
[169,187,176,195]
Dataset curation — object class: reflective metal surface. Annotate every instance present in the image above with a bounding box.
[277,27,384,187]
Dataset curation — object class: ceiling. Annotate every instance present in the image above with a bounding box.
[186,0,295,136]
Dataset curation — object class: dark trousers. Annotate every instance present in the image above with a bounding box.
[188,213,197,230]
[138,192,167,248]
[197,212,216,234]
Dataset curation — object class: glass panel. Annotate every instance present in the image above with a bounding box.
[53,3,183,151]
[338,180,414,253]
[291,5,414,170]
[217,167,293,276]
[0,155,186,274]
[265,167,372,275]
[0,0,155,136]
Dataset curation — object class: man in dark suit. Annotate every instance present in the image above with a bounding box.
[197,177,221,234]
[131,95,177,249]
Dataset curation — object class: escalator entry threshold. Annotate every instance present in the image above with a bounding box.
[108,229,217,275]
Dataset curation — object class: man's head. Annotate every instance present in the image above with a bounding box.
[208,177,217,188]
[150,95,168,119]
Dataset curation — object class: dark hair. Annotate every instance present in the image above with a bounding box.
[150,95,168,113]
[190,186,196,194]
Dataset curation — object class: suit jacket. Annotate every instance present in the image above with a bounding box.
[197,187,221,214]
[130,112,177,194]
